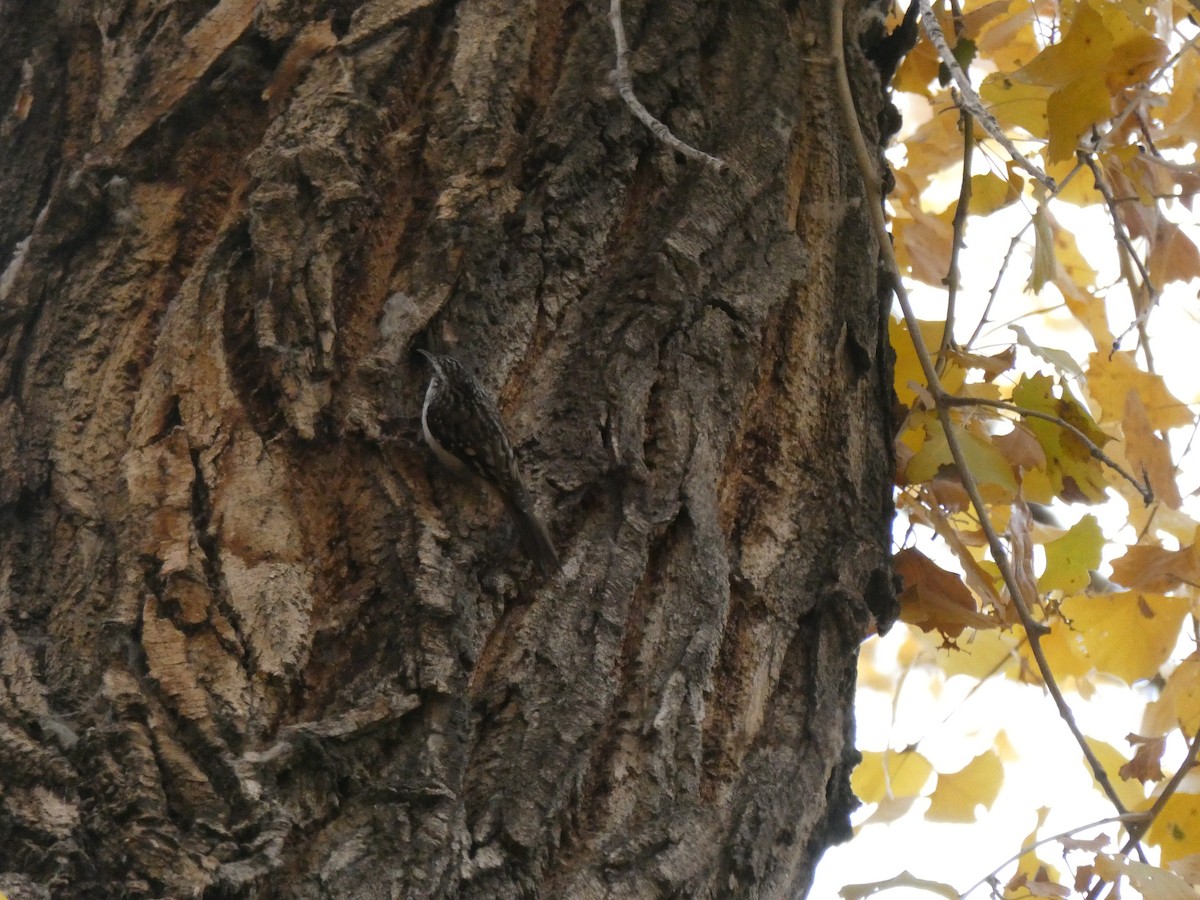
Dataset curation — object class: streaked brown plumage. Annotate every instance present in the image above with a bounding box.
[418,350,560,574]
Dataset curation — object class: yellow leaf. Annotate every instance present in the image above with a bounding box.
[1017,0,1113,88]
[979,72,1050,139]
[926,749,1005,823]
[1084,739,1148,811]
[1144,656,1200,737]
[1001,0,1163,161]
[1001,809,1065,899]
[1047,76,1113,162]
[1148,792,1200,864]
[1029,205,1056,293]
[895,547,997,636]
[994,423,1048,473]
[928,627,1021,679]
[891,318,967,408]
[1161,51,1200,144]
[960,424,1021,497]
[1123,391,1183,509]
[1039,515,1104,594]
[944,345,1017,381]
[895,115,971,192]
[1098,0,1168,91]
[1086,351,1195,431]
[905,420,1018,497]
[1110,541,1200,593]
[1050,211,1100,287]
[1094,855,1198,900]
[1149,220,1200,287]
[1020,461,1058,505]
[970,171,1024,215]
[894,35,942,97]
[1056,276,1115,351]
[1046,156,1103,206]
[852,749,935,803]
[894,203,958,286]
[1035,615,1094,681]
[1056,592,1189,683]
[975,0,1041,72]
[1010,374,1110,503]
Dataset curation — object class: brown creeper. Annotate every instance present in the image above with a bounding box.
[417,350,560,574]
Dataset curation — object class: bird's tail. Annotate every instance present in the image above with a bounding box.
[504,494,560,575]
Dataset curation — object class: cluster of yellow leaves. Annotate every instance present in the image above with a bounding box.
[853,745,1006,824]
[893,0,1200,299]
[851,0,1200,894]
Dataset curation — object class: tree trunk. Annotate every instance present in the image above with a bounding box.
[0,0,896,897]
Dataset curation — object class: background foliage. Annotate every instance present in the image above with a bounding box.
[832,0,1200,895]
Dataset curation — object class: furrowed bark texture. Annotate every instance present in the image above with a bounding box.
[0,0,897,897]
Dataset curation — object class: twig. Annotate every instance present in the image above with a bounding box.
[960,26,1196,353]
[941,395,1153,503]
[938,112,975,373]
[1118,730,1200,854]
[917,0,1056,192]
[966,228,1024,351]
[830,0,1130,819]
[1079,153,1159,353]
[607,0,726,172]
[1098,31,1200,155]
[1083,730,1200,900]
[961,813,1146,899]
[964,160,1086,352]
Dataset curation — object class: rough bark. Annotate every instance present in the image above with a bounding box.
[0,0,897,897]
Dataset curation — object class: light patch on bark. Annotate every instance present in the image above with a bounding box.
[142,592,213,722]
[222,556,314,678]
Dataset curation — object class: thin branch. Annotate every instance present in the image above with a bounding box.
[917,0,1056,192]
[964,32,1196,355]
[831,0,1130,818]
[1080,154,1155,297]
[964,161,1085,352]
[1079,153,1159,363]
[961,813,1146,899]
[607,0,726,172]
[1119,730,1200,851]
[941,395,1154,503]
[938,112,975,373]
[1098,30,1200,155]
[966,228,1025,351]
[1109,189,1200,204]
[1083,730,1200,900]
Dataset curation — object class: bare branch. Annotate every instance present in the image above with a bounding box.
[917,0,1056,192]
[1080,152,1159,340]
[962,813,1147,899]
[608,0,726,173]
[1083,730,1200,900]
[830,0,1129,819]
[1099,31,1200,155]
[965,161,1085,351]
[938,112,975,372]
